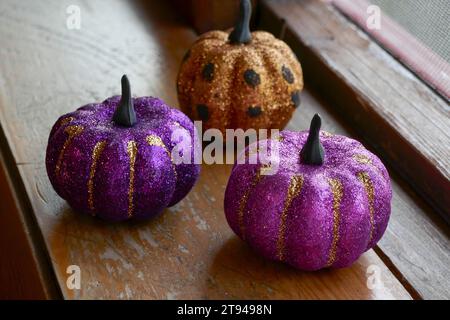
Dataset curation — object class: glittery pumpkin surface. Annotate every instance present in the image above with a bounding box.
[224,131,392,270]
[177,30,304,133]
[46,96,201,221]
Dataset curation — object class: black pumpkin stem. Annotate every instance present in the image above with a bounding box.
[228,0,252,44]
[300,114,325,165]
[113,75,137,127]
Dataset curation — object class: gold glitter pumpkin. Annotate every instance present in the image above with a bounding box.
[177,0,303,133]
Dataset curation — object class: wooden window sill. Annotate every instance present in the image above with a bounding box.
[259,0,449,223]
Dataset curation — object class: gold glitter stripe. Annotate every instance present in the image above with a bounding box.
[357,171,375,244]
[326,178,343,267]
[145,134,167,149]
[55,125,84,176]
[237,166,267,240]
[59,116,74,127]
[146,135,165,147]
[127,141,138,218]
[146,135,177,180]
[277,175,304,261]
[87,141,107,214]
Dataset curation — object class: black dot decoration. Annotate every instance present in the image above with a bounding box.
[247,106,262,117]
[282,65,294,84]
[196,104,209,121]
[244,69,261,88]
[182,49,191,62]
[202,63,215,82]
[291,91,301,108]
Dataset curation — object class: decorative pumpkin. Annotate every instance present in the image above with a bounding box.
[177,0,303,134]
[224,114,392,270]
[46,75,200,221]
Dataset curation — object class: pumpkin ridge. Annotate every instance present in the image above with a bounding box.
[237,165,265,240]
[195,38,227,48]
[259,42,303,91]
[177,44,208,118]
[251,39,294,58]
[258,48,290,129]
[55,125,84,177]
[357,171,376,248]
[250,31,276,44]
[251,41,286,53]
[231,47,268,129]
[219,49,242,130]
[146,134,178,182]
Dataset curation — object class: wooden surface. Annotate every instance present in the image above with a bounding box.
[261,0,450,222]
[260,0,450,299]
[0,0,444,300]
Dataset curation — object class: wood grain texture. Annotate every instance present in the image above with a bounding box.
[260,0,450,222]
[0,0,414,299]
[260,0,450,299]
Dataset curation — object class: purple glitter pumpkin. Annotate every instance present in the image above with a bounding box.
[224,114,392,270]
[46,75,200,221]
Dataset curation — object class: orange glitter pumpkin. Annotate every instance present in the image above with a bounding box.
[177,0,303,133]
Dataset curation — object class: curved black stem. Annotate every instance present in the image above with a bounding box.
[113,75,136,127]
[300,114,325,165]
[228,0,252,44]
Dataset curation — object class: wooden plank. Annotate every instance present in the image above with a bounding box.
[0,147,52,299]
[0,0,411,299]
[260,0,450,299]
[260,0,450,222]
